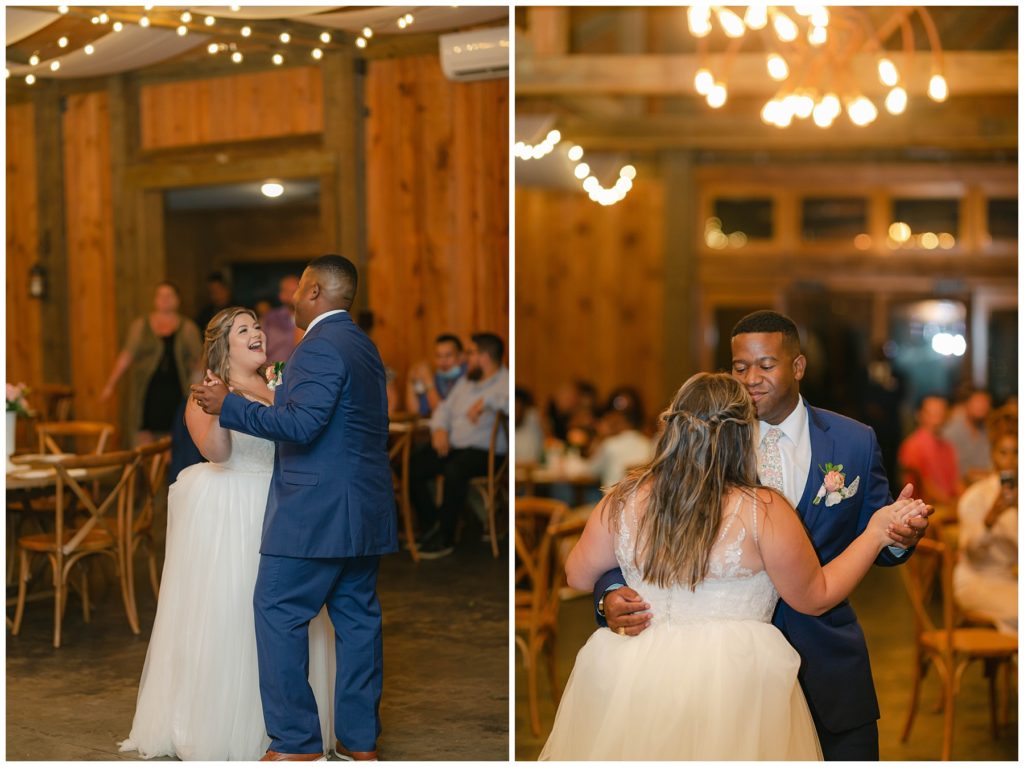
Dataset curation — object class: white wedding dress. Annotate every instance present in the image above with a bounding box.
[540,490,823,760]
[120,430,336,760]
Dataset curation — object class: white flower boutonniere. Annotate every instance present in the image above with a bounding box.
[265,361,285,391]
[812,462,861,507]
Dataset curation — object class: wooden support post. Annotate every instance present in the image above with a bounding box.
[661,151,697,404]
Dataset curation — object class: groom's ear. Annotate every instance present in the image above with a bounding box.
[792,353,807,382]
[309,281,321,300]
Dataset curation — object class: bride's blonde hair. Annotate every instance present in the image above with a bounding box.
[202,306,258,386]
[607,372,760,589]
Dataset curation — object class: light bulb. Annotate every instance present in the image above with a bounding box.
[620,165,637,180]
[744,3,768,30]
[405,14,413,23]
[320,31,332,44]
[772,12,798,42]
[98,12,108,24]
[208,43,219,55]
[58,5,68,14]
[180,11,191,23]
[820,92,841,118]
[58,36,68,48]
[139,16,150,28]
[928,74,948,102]
[398,18,407,29]
[848,96,878,126]
[205,16,215,27]
[717,8,746,38]
[574,163,590,180]
[231,5,240,11]
[812,101,834,128]
[241,26,252,38]
[280,32,291,44]
[177,25,187,36]
[707,83,727,109]
[25,74,36,85]
[311,48,323,60]
[272,53,284,65]
[885,86,907,115]
[29,54,40,66]
[567,145,584,162]
[687,5,712,37]
[766,54,788,81]
[810,7,830,27]
[261,182,284,198]
[356,37,367,48]
[363,28,373,39]
[546,129,561,144]
[808,25,827,46]
[84,44,94,55]
[113,21,123,32]
[794,93,815,119]
[878,58,899,87]
[50,60,60,72]
[232,52,243,63]
[694,68,714,95]
[583,177,600,193]
[761,99,779,126]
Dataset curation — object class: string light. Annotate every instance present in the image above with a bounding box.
[311,48,323,60]
[808,25,826,45]
[885,86,907,115]
[272,53,284,65]
[230,5,240,11]
[717,7,746,38]
[687,4,712,37]
[514,129,561,160]
[84,44,95,55]
[205,16,216,27]
[320,31,332,44]
[766,54,788,81]
[177,25,188,36]
[928,73,948,102]
[706,82,727,108]
[356,37,367,48]
[58,36,69,48]
[25,73,36,85]
[878,58,899,87]
[279,32,291,44]
[50,60,61,72]
[693,68,714,95]
[232,51,243,64]
[139,16,150,28]
[241,26,252,38]
[847,95,878,126]
[744,3,768,30]
[113,21,123,32]
[98,12,109,24]
[29,54,40,66]
[208,43,219,55]
[180,11,192,23]
[58,5,68,14]
[567,145,584,162]
[363,27,374,39]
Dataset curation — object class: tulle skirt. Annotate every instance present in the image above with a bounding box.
[119,462,335,760]
[540,619,822,761]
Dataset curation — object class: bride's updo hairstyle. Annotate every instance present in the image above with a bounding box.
[608,372,760,589]
[202,306,258,386]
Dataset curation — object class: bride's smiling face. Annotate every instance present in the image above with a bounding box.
[226,313,266,374]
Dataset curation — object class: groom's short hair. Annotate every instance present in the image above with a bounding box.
[471,332,504,364]
[308,254,358,306]
[731,310,802,353]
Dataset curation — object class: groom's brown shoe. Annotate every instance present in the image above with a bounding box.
[333,741,378,761]
[259,750,325,761]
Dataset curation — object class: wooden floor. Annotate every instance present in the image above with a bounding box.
[515,564,1018,761]
[6,537,509,761]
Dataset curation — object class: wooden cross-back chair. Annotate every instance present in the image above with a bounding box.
[124,437,172,615]
[470,412,510,558]
[899,537,1018,760]
[32,384,74,422]
[388,413,420,562]
[514,497,572,737]
[37,420,115,457]
[11,450,142,648]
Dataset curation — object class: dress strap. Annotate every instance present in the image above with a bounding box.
[751,490,759,546]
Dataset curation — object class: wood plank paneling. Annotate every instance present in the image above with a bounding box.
[63,91,119,428]
[6,102,44,390]
[139,66,324,150]
[365,55,509,388]
[515,181,667,426]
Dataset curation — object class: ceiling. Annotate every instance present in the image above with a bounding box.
[164,178,320,211]
[7,5,508,79]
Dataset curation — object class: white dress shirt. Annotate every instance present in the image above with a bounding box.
[303,308,347,334]
[757,395,811,508]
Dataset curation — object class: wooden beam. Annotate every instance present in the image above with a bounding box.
[661,151,698,401]
[535,96,1017,151]
[517,52,1018,97]
[123,148,337,189]
[33,82,71,386]
[527,8,570,57]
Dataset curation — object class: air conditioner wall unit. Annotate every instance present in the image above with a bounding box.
[439,27,509,82]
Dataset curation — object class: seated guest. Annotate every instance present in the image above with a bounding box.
[515,387,544,464]
[953,410,1017,634]
[195,271,233,333]
[943,387,993,484]
[898,394,962,506]
[587,387,654,487]
[546,380,598,442]
[405,334,466,416]
[410,332,508,559]
[262,274,300,363]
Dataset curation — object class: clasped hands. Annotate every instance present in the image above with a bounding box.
[190,369,230,415]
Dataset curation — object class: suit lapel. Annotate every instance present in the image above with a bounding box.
[797,403,834,530]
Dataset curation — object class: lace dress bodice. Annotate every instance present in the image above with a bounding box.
[214,430,275,474]
[614,490,779,626]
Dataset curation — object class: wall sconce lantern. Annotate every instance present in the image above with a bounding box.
[29,263,48,300]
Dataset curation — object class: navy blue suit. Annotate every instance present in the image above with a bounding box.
[593,401,909,761]
[221,311,397,754]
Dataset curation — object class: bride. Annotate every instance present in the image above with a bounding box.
[540,372,924,760]
[120,307,335,761]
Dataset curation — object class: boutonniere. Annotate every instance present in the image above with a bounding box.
[812,462,860,507]
[265,361,286,391]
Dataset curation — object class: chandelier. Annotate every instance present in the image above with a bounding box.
[686,4,949,128]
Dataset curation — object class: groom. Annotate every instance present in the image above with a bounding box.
[192,254,397,761]
[594,310,931,761]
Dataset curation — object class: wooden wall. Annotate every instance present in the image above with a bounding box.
[365,55,509,386]
[5,102,43,391]
[139,66,324,150]
[515,179,667,423]
[62,91,120,426]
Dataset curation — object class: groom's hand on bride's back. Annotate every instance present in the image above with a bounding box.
[604,587,652,636]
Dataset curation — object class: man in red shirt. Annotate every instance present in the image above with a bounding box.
[898,395,962,505]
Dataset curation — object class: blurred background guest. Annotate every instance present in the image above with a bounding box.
[953,408,1017,634]
[253,296,274,320]
[586,387,653,487]
[195,271,234,332]
[898,394,962,506]
[943,387,994,485]
[262,274,300,363]
[546,379,598,443]
[515,386,544,464]
[100,282,202,446]
[405,333,465,416]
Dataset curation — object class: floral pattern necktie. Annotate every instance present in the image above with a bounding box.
[759,426,785,493]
